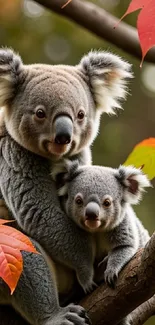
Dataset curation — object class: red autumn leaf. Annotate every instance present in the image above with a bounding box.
[0,219,38,294]
[137,0,155,66]
[120,0,146,19]
[120,0,155,65]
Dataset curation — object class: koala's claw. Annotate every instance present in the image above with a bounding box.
[84,280,98,294]
[98,255,108,269]
[104,269,118,288]
[47,304,91,325]
[80,279,98,294]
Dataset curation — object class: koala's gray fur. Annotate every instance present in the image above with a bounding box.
[0,48,132,163]
[53,160,151,325]
[0,239,89,325]
[0,48,132,324]
[0,133,93,325]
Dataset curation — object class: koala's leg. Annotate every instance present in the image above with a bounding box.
[0,242,90,325]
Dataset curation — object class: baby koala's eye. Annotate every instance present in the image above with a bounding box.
[75,195,83,205]
[35,108,46,119]
[77,109,85,121]
[103,198,111,208]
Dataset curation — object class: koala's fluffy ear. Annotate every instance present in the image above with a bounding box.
[51,159,80,196]
[0,48,23,106]
[79,51,133,114]
[115,165,151,204]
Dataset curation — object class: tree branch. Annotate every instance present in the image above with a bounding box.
[80,232,155,324]
[33,0,155,64]
[1,233,155,325]
[129,295,155,325]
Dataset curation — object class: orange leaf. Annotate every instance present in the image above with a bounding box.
[119,0,155,65]
[0,219,15,225]
[0,221,38,294]
[135,137,155,148]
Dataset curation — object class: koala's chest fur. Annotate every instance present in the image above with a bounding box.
[52,233,110,295]
[93,233,110,263]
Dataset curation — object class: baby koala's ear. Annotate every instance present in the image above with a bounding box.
[78,50,133,114]
[0,48,23,106]
[115,165,151,204]
[51,159,80,196]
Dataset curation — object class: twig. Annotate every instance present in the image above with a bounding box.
[34,0,155,63]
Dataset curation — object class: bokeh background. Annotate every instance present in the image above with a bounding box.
[0,1,154,324]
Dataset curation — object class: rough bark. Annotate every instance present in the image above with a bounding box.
[1,233,155,325]
[34,0,155,63]
[80,233,155,324]
[129,295,155,325]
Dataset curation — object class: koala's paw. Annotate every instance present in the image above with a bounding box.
[76,269,97,293]
[82,280,98,294]
[77,273,97,293]
[49,304,91,325]
[104,268,118,288]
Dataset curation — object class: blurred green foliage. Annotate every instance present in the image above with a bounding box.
[0,1,155,323]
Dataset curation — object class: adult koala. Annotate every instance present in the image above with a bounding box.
[0,48,132,325]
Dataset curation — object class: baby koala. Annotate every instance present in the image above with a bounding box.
[53,160,151,288]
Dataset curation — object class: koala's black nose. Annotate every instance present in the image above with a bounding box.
[55,134,71,145]
[85,202,100,220]
[54,115,73,145]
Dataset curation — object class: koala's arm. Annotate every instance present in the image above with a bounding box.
[0,134,94,293]
[0,239,90,325]
[103,210,139,287]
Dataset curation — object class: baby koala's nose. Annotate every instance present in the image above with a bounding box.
[85,202,100,220]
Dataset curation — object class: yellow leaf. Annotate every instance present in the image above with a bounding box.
[123,138,155,180]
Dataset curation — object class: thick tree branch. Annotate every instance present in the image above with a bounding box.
[34,0,155,64]
[80,232,155,324]
[1,233,155,325]
[129,295,155,325]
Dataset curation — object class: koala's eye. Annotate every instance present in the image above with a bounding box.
[77,109,85,121]
[35,108,46,119]
[75,195,83,205]
[103,199,111,208]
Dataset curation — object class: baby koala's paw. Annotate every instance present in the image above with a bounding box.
[82,280,98,294]
[104,267,119,288]
[76,268,97,294]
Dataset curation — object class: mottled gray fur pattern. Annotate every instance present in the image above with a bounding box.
[0,133,93,325]
[53,160,151,325]
[0,48,132,324]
